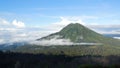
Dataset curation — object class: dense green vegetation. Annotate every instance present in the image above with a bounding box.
[10,45,120,56]
[0,51,120,68]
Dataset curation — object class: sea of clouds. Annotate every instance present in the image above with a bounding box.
[0,17,120,45]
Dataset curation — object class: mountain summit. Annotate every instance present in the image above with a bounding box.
[58,23,103,43]
[37,23,120,45]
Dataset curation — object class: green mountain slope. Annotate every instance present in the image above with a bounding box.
[58,23,105,43]
[37,23,120,46]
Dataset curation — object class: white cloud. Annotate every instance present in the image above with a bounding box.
[0,39,5,44]
[86,24,120,34]
[0,18,10,26]
[32,16,120,35]
[53,16,85,26]
[15,33,27,37]
[12,19,25,28]
[30,35,102,46]
[87,24,120,29]
[0,28,23,31]
[0,18,25,29]
[29,35,73,46]
[43,16,86,32]
[54,16,98,25]
[0,18,27,43]
[98,30,120,34]
[114,37,120,39]
[80,16,98,20]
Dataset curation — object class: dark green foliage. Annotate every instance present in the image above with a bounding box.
[0,51,120,68]
[11,45,120,56]
[15,61,21,68]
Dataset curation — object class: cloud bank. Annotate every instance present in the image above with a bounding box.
[0,18,27,44]
[0,17,120,45]
[30,38,73,46]
[29,35,103,46]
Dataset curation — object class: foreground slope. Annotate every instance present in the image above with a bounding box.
[1,51,120,68]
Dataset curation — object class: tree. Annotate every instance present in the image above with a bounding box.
[14,61,21,68]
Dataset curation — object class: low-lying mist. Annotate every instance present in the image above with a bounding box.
[29,38,102,46]
[29,38,73,46]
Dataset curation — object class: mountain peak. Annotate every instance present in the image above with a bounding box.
[59,23,86,34]
[62,23,84,28]
[57,23,103,43]
[37,23,103,43]
[37,23,120,46]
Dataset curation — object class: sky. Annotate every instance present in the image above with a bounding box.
[0,0,120,43]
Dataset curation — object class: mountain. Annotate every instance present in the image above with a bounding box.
[1,23,120,68]
[104,34,120,38]
[37,23,120,46]
[0,42,27,50]
[8,23,120,56]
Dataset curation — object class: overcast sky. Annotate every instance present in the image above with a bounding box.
[0,0,120,43]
